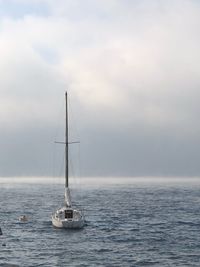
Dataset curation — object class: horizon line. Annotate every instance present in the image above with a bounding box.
[0,176,200,186]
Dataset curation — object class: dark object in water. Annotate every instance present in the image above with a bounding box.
[2,243,6,246]
[0,227,2,235]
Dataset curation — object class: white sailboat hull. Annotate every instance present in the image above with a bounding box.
[52,207,85,229]
[52,216,84,229]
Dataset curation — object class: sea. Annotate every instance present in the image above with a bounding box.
[0,178,200,267]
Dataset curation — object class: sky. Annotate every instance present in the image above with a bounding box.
[0,0,200,178]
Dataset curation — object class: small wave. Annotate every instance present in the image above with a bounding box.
[176,221,200,226]
[93,248,112,253]
[136,260,160,266]
[0,263,20,267]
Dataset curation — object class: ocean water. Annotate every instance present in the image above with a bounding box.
[0,182,200,266]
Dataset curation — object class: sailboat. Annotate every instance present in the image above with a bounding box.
[52,92,85,229]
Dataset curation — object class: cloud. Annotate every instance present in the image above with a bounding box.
[0,0,200,177]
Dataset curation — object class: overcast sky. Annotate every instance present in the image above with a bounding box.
[1,0,200,178]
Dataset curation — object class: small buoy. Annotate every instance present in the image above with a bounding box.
[19,215,28,222]
[2,243,6,247]
[0,227,2,235]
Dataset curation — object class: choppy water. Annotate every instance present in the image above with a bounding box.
[0,182,200,266]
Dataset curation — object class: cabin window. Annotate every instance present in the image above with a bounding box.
[65,210,73,219]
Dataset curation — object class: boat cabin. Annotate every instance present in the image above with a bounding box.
[65,209,73,219]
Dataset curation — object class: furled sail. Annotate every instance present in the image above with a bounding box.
[64,187,72,207]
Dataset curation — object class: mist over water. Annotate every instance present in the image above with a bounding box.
[0,176,200,186]
[0,180,200,266]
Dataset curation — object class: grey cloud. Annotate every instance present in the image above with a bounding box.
[0,0,200,177]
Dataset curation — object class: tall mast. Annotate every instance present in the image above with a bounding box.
[65,91,68,188]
